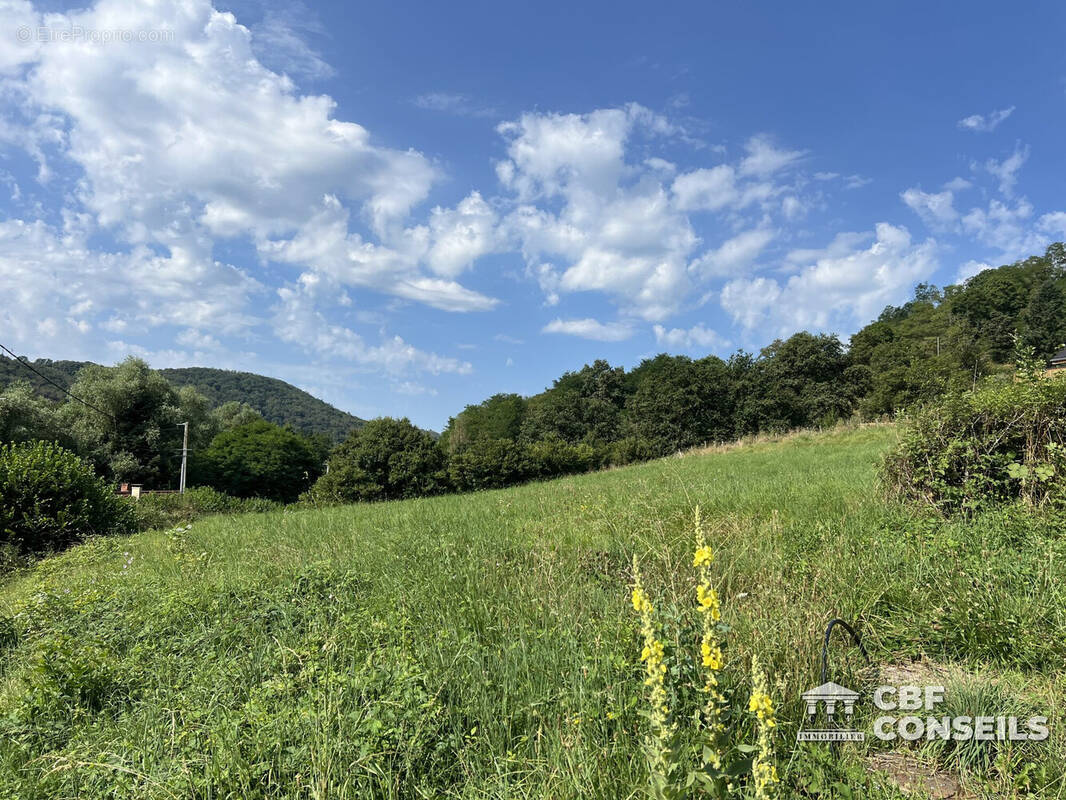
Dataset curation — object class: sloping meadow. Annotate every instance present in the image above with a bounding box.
[0,425,1062,798]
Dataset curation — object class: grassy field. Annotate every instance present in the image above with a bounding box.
[0,425,1063,798]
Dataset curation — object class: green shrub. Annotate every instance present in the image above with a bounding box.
[526,438,603,478]
[446,438,530,491]
[0,441,135,552]
[882,372,1066,514]
[311,417,444,503]
[198,420,320,502]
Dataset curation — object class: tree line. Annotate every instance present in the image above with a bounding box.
[2,242,1064,505]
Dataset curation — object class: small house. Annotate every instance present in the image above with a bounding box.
[1047,346,1066,377]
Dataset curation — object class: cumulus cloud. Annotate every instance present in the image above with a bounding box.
[720,223,939,335]
[957,106,1015,133]
[274,281,473,374]
[900,187,959,230]
[652,323,729,351]
[494,106,808,321]
[496,105,698,320]
[542,317,634,341]
[0,0,498,378]
[691,228,775,278]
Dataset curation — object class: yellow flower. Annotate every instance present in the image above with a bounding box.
[631,586,652,614]
[700,641,723,670]
[749,657,779,799]
[748,691,776,727]
[692,545,714,567]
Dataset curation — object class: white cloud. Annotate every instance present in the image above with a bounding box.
[176,328,221,350]
[274,282,473,374]
[542,317,634,341]
[692,228,775,278]
[738,134,806,177]
[0,217,261,354]
[672,165,740,212]
[1,0,500,347]
[652,323,729,351]
[985,144,1029,196]
[721,223,938,335]
[425,191,505,277]
[493,106,811,321]
[250,7,335,81]
[497,105,698,320]
[901,187,958,230]
[414,92,495,118]
[957,106,1015,133]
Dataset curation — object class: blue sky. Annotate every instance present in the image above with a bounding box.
[1,0,1064,430]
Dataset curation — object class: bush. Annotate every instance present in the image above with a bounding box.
[131,486,281,530]
[882,372,1066,514]
[0,441,135,553]
[526,438,603,478]
[446,438,530,491]
[310,417,444,503]
[198,420,320,502]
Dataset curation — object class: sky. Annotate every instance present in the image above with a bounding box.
[0,0,1064,430]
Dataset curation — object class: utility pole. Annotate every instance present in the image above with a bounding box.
[179,422,189,493]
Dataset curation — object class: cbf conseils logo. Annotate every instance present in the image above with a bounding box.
[797,682,1050,743]
[797,681,864,741]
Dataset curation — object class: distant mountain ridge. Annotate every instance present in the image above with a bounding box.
[0,357,365,442]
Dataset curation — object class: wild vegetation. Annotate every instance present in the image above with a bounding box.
[0,441,135,555]
[884,343,1066,515]
[0,426,1062,797]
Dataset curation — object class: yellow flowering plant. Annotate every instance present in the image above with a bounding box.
[630,507,780,799]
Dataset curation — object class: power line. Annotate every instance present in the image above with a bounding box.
[0,342,116,422]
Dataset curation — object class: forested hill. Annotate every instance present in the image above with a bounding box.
[0,358,365,442]
[159,368,364,442]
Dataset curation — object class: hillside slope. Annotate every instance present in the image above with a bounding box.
[0,426,1062,798]
[159,367,364,442]
[0,356,364,441]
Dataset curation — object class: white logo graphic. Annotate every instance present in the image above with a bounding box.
[796,681,1050,744]
[797,681,864,741]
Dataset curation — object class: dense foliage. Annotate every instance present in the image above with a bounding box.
[883,347,1066,515]
[311,417,444,502]
[198,420,321,502]
[0,441,135,553]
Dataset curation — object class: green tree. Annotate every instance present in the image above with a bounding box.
[58,358,215,488]
[1020,278,1066,359]
[312,418,444,503]
[441,394,527,454]
[625,355,735,455]
[735,333,854,432]
[447,438,532,491]
[0,382,64,444]
[198,420,319,502]
[211,401,263,431]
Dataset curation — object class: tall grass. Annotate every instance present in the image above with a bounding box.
[0,425,1062,797]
